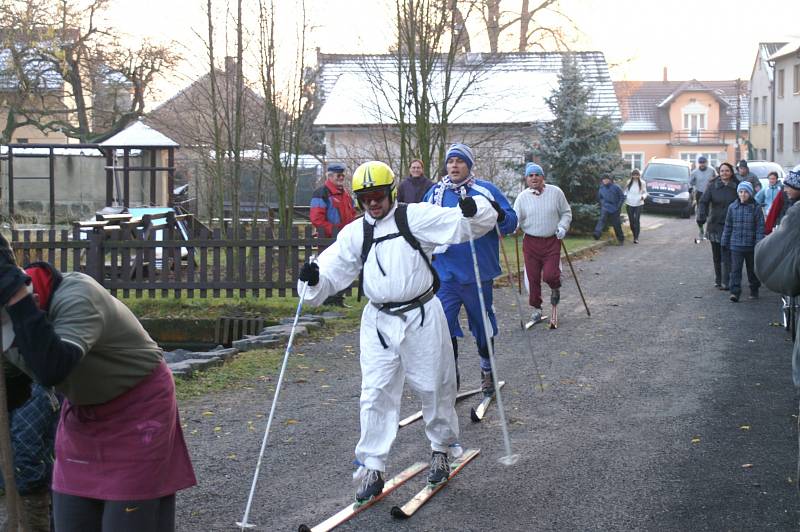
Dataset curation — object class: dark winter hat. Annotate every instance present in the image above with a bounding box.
[327,162,346,173]
[445,143,475,170]
[737,181,754,197]
[698,156,707,163]
[737,159,749,168]
[525,162,544,176]
[784,171,800,191]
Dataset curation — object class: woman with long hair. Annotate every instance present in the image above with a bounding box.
[696,162,739,289]
[624,169,647,243]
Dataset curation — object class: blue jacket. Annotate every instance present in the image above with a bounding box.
[721,199,765,250]
[598,182,625,214]
[423,179,517,284]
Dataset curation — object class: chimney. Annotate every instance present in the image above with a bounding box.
[225,56,236,75]
[663,66,668,83]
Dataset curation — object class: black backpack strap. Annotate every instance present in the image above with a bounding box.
[361,216,374,266]
[395,204,440,293]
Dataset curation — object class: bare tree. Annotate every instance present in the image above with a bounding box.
[472,0,573,53]
[256,0,310,228]
[0,0,180,142]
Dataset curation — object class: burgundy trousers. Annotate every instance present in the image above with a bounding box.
[522,234,562,309]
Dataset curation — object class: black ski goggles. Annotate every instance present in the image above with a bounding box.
[356,187,391,204]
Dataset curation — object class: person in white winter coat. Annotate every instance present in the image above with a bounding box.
[624,168,647,243]
[297,161,499,502]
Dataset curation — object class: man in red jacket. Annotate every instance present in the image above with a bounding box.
[310,163,357,238]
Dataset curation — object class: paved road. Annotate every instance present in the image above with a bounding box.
[177,214,800,531]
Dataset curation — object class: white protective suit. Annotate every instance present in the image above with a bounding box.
[301,197,497,472]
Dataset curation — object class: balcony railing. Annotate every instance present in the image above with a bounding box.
[670,129,728,145]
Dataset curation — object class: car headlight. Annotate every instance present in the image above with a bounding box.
[674,191,690,200]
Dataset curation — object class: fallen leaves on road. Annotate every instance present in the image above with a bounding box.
[691,437,701,444]
[284,419,299,425]
[202,411,214,416]
[739,425,751,431]
[741,463,753,469]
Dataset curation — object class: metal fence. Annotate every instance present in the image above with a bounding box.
[10,212,348,299]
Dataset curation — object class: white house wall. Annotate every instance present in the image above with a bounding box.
[773,54,800,168]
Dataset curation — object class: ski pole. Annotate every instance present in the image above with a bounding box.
[237,278,312,530]
[496,228,545,393]
[461,191,518,466]
[514,232,522,295]
[561,241,590,317]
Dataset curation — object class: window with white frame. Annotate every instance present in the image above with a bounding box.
[762,96,768,125]
[778,70,785,98]
[680,152,719,168]
[778,123,784,151]
[760,149,767,160]
[794,122,800,152]
[622,152,644,171]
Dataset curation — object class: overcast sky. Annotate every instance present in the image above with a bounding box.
[107,0,799,103]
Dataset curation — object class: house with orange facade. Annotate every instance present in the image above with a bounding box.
[614,78,749,171]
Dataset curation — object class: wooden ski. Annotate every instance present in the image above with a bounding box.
[297,461,427,532]
[470,381,506,423]
[398,385,486,428]
[390,448,480,519]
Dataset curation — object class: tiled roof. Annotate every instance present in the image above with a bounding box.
[614,80,749,132]
[315,51,620,126]
[0,49,62,91]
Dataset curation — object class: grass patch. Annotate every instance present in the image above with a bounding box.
[172,299,365,399]
[122,293,366,320]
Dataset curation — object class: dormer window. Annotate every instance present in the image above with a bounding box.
[681,100,708,140]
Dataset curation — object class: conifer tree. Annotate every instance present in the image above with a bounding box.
[535,54,623,232]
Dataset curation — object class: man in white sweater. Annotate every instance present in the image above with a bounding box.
[513,163,572,325]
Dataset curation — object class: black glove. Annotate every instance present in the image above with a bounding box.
[0,264,30,307]
[299,262,319,286]
[459,196,478,218]
[490,200,506,223]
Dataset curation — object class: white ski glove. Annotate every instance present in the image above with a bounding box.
[555,226,567,240]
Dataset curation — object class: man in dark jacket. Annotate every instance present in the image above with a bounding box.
[396,159,435,203]
[736,160,761,193]
[593,175,625,244]
[697,162,739,288]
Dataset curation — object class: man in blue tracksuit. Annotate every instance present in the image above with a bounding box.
[424,143,517,397]
[593,175,626,244]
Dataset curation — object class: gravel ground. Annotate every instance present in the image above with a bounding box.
[175,214,800,531]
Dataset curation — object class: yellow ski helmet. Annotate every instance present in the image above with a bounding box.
[352,161,397,204]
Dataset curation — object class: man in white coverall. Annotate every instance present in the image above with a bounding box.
[298,161,498,502]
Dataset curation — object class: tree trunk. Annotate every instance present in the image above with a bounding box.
[518,0,530,52]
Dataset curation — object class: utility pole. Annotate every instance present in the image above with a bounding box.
[735,78,742,162]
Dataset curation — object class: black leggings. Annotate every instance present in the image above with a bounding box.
[626,205,641,240]
[52,492,175,532]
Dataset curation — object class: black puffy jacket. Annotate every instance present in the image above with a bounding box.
[697,177,739,237]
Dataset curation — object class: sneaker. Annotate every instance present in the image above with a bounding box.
[633,239,639,244]
[592,234,599,241]
[749,290,759,300]
[355,469,384,502]
[530,308,544,324]
[550,288,560,306]
[427,451,450,485]
[481,369,495,397]
[720,284,728,290]
[730,294,739,303]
